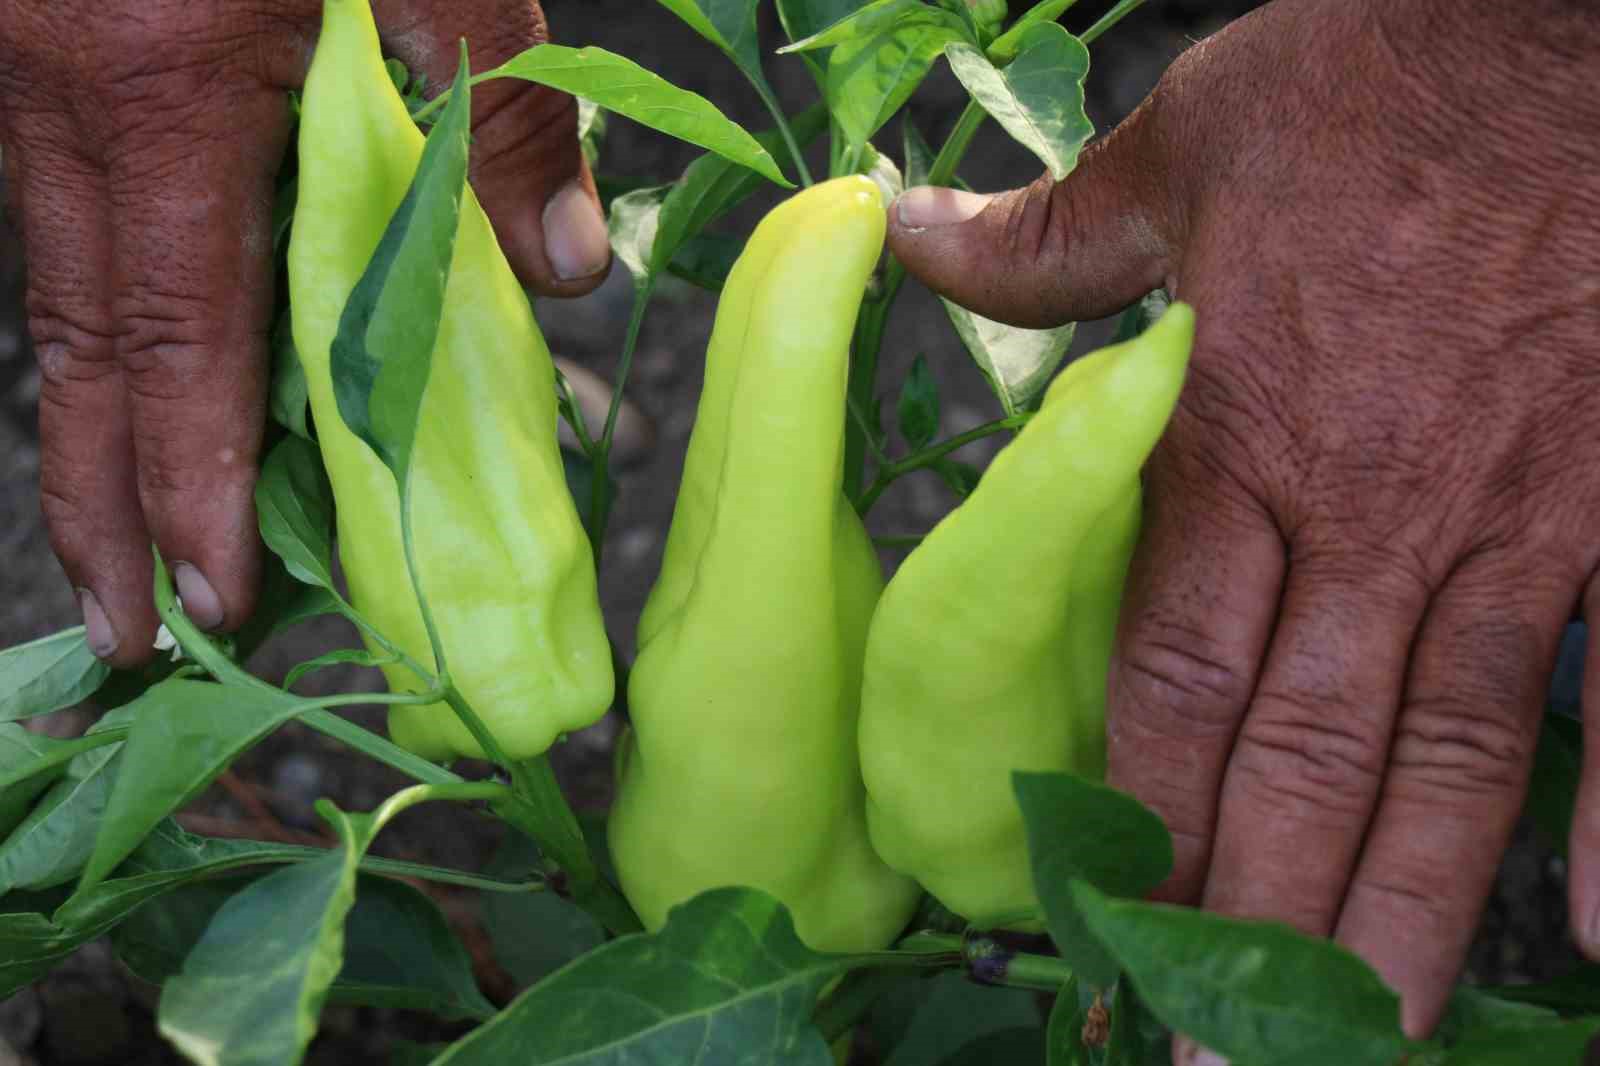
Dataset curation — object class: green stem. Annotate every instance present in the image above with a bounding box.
[589,280,655,562]
[1080,0,1147,45]
[750,76,814,186]
[398,480,451,691]
[854,414,1027,515]
[897,933,1073,991]
[927,100,987,188]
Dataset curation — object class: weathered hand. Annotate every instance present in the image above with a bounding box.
[889,0,1600,1048]
[0,0,608,665]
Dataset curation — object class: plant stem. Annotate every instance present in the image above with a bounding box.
[854,414,1026,514]
[1080,0,1147,45]
[897,933,1073,991]
[750,76,814,186]
[589,280,654,562]
[927,100,988,188]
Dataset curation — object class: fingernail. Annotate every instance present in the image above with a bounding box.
[1173,1036,1229,1066]
[896,187,994,230]
[543,178,610,281]
[78,588,118,659]
[173,562,225,631]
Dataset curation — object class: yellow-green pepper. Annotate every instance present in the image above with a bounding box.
[608,177,920,952]
[289,0,612,761]
[857,304,1195,927]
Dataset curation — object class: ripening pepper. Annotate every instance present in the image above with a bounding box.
[289,0,612,761]
[608,177,921,953]
[858,303,1195,928]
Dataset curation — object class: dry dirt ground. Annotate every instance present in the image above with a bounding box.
[0,2,1580,1062]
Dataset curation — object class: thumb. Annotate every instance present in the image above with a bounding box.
[887,95,1183,328]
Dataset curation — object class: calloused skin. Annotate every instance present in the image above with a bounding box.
[0,0,610,668]
[889,0,1600,1054]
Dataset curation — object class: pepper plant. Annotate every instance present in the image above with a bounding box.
[0,1,1595,1064]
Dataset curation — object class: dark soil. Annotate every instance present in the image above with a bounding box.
[0,1,1581,1063]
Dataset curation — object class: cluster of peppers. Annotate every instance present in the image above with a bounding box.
[292,0,1195,950]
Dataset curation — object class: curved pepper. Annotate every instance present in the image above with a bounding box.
[858,303,1195,927]
[609,177,921,952]
[289,0,612,761]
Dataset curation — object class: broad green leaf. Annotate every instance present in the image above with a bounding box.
[1483,962,1600,1015]
[155,797,413,1066]
[0,741,122,895]
[284,648,391,691]
[0,627,111,723]
[942,299,1075,416]
[654,0,762,79]
[608,184,671,287]
[896,355,940,450]
[1044,976,1091,1066]
[946,24,1093,180]
[1425,1018,1600,1065]
[1016,773,1173,989]
[432,887,846,1065]
[931,457,982,498]
[828,21,968,147]
[1525,711,1580,857]
[483,831,603,986]
[118,874,495,1021]
[652,103,830,276]
[255,435,336,590]
[486,45,789,187]
[77,679,311,895]
[776,0,870,42]
[0,909,81,996]
[780,0,966,53]
[988,0,1083,63]
[883,971,1043,1066]
[666,232,745,292]
[1069,881,1415,1066]
[903,115,936,187]
[0,727,120,838]
[331,48,472,485]
[269,311,311,440]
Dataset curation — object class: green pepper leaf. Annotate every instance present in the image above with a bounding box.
[1015,772,1172,990]
[779,0,968,53]
[485,45,790,188]
[0,627,110,723]
[653,0,763,82]
[430,887,846,1065]
[118,874,496,1021]
[775,0,869,88]
[945,23,1093,181]
[255,435,336,591]
[1043,976,1091,1066]
[482,832,604,986]
[155,792,454,1066]
[76,678,315,896]
[269,310,311,440]
[931,457,982,499]
[283,648,394,691]
[903,114,936,187]
[331,43,472,489]
[1069,880,1417,1066]
[827,18,969,148]
[0,727,121,841]
[942,300,1075,416]
[987,0,1083,63]
[652,103,830,276]
[882,971,1044,1066]
[666,232,745,292]
[897,355,940,451]
[1525,710,1580,858]
[0,740,123,896]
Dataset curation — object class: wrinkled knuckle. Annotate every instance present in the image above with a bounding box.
[1390,697,1531,801]
[1347,871,1453,934]
[1113,621,1251,734]
[1231,699,1384,816]
[26,302,119,393]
